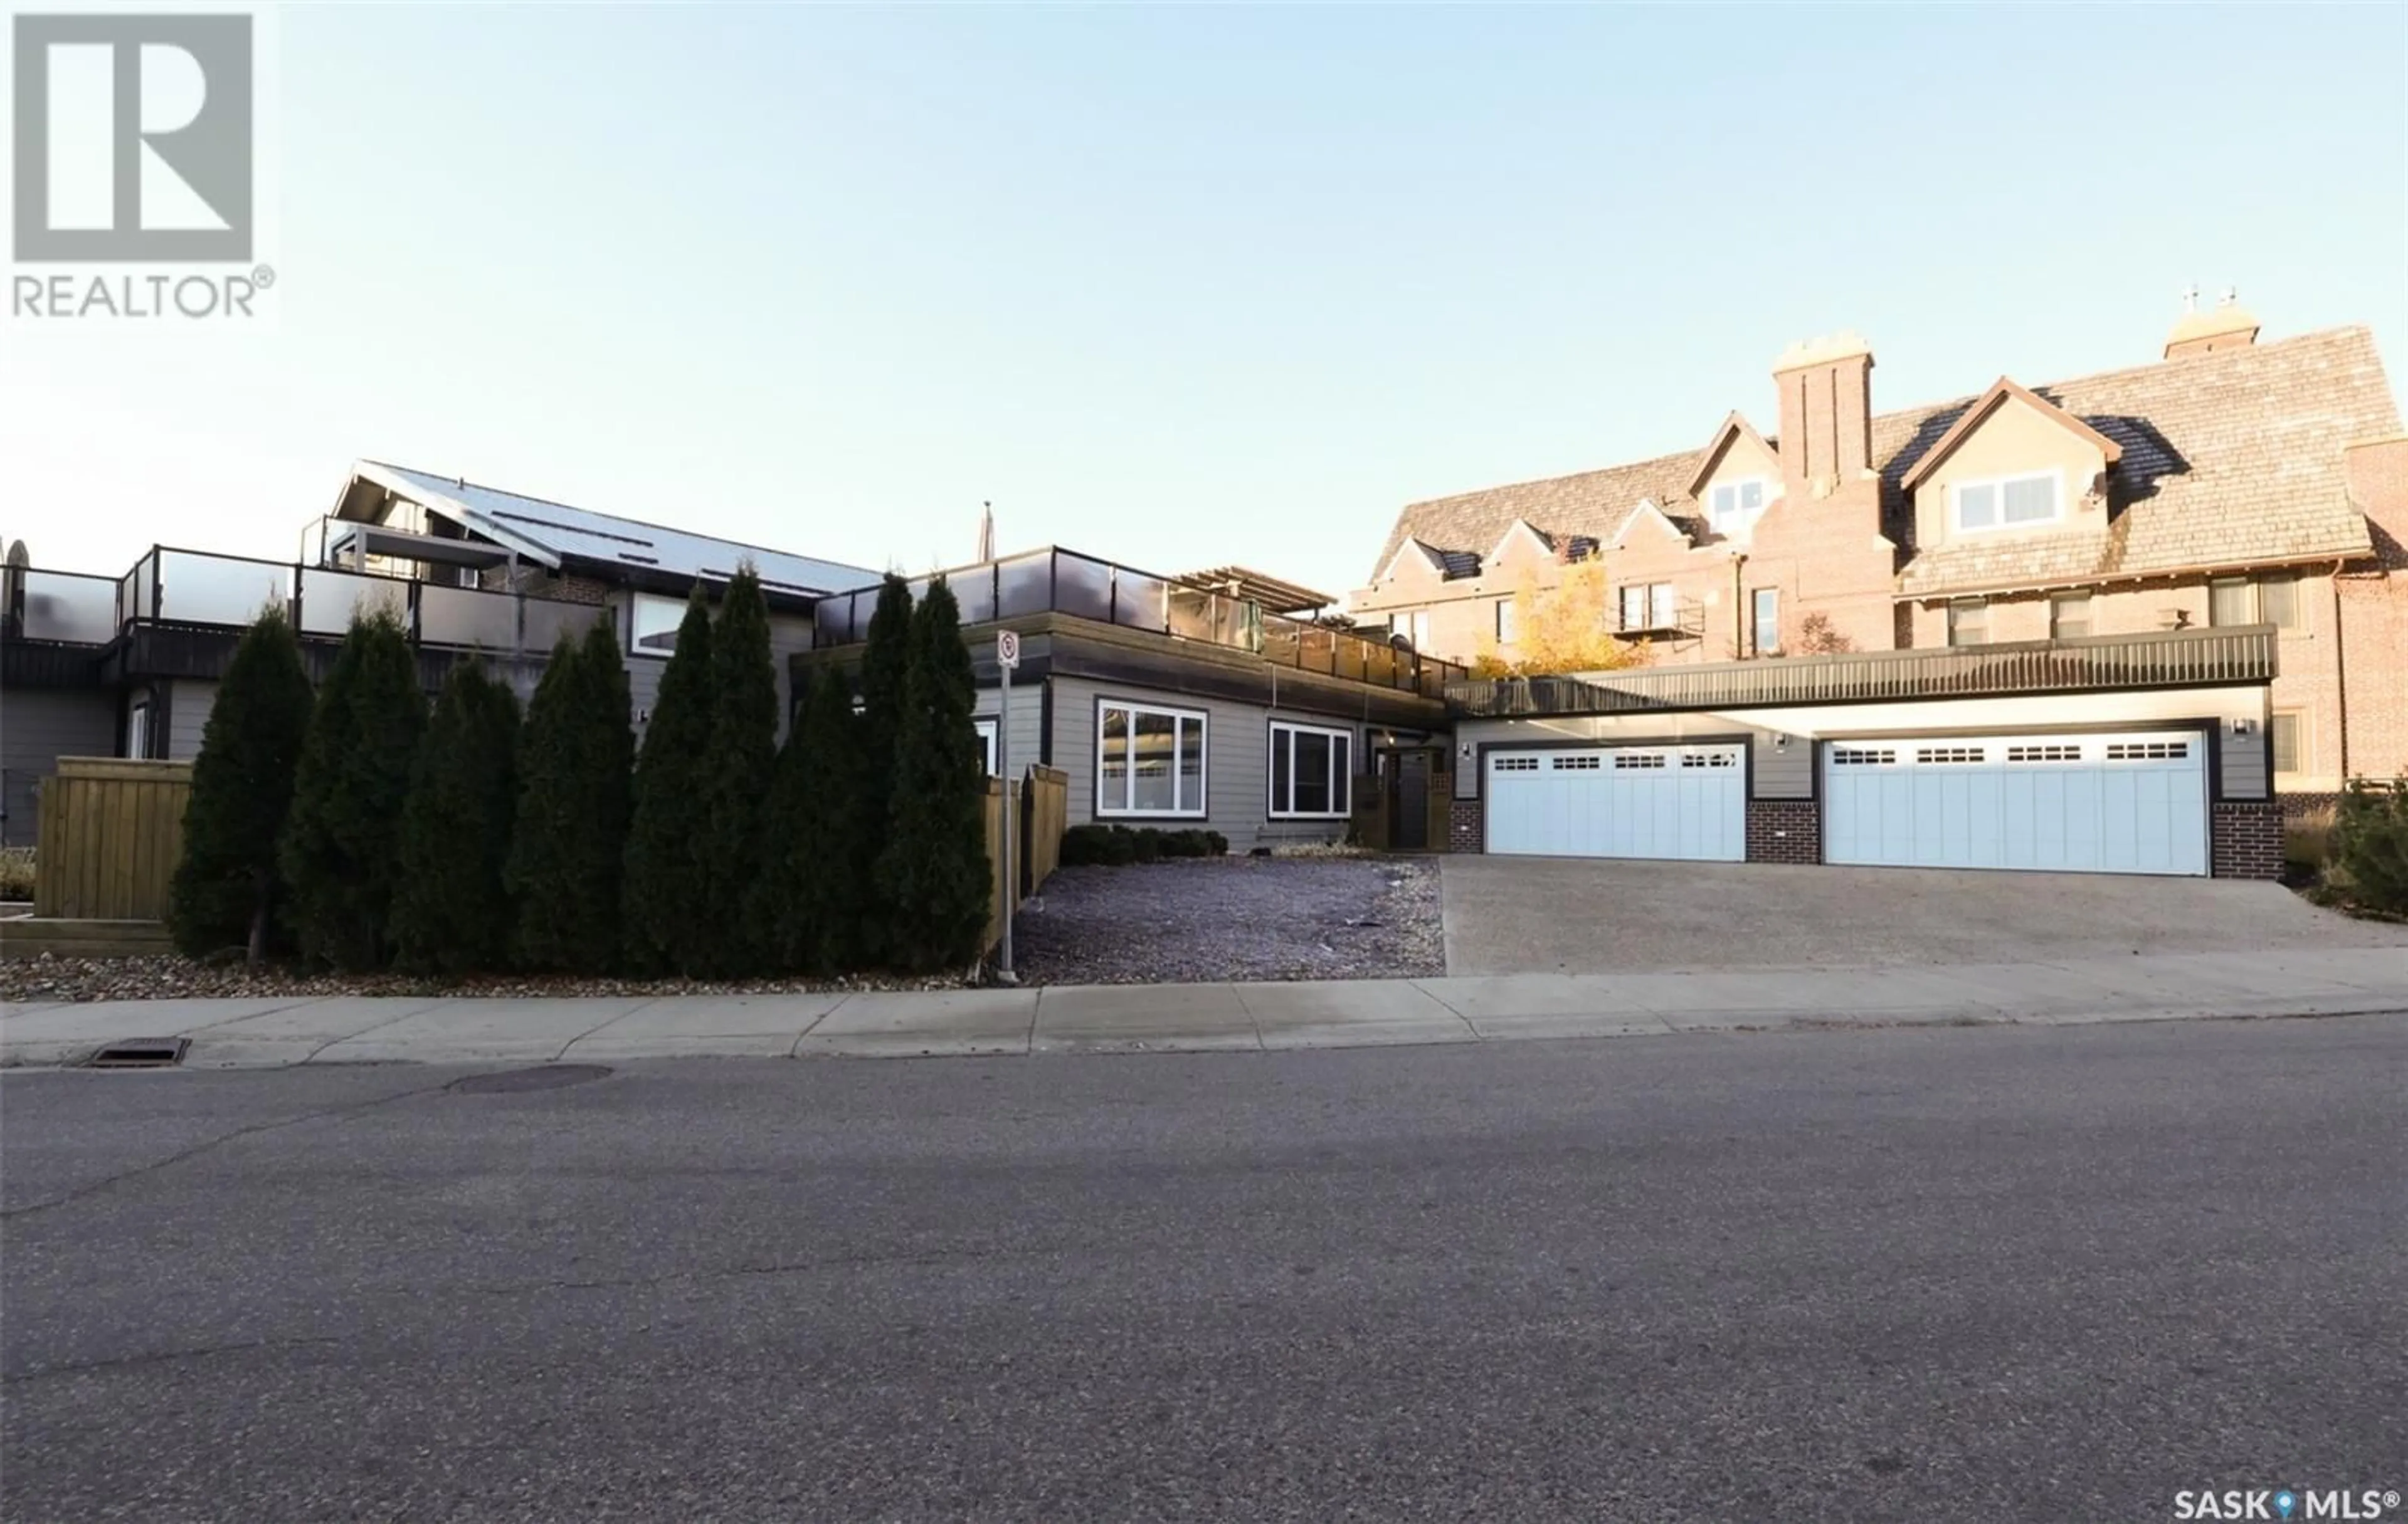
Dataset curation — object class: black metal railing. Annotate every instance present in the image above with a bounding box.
[1445,626,2280,717]
[811,546,1465,699]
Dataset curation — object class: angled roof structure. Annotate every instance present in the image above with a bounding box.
[338,461,884,599]
[1368,327,2400,597]
[1897,376,2124,494]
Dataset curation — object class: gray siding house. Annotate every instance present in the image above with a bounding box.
[800,548,1460,853]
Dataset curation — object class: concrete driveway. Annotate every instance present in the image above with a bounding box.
[1439,856,2408,975]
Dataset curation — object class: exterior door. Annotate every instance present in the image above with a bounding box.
[1484,744,1745,861]
[1821,730,2209,876]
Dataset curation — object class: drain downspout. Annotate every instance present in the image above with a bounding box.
[2331,557,2349,782]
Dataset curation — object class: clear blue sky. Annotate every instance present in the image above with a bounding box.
[8,3,2403,600]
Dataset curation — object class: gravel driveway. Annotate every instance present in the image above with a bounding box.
[1013,857,1443,985]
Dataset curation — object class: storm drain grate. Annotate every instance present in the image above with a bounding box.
[86,1037,189,1069]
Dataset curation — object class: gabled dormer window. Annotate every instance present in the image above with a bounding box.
[1952,470,2062,533]
[1709,478,1768,533]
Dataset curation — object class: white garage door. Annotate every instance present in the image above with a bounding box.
[1822,730,2208,876]
[1486,744,1745,861]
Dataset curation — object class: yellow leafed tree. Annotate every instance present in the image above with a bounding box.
[1470,559,1650,678]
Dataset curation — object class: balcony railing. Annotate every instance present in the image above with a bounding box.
[812,546,1465,699]
[4,546,606,655]
[1445,626,2280,718]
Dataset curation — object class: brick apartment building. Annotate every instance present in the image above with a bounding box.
[1351,305,2408,804]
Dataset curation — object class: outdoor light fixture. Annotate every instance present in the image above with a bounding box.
[2232,717,2254,735]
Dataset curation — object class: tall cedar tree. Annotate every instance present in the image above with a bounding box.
[507,618,633,973]
[696,565,779,977]
[278,607,428,970]
[754,666,869,973]
[875,578,991,972]
[621,590,717,976]
[168,605,315,964]
[852,574,915,962]
[390,661,520,975]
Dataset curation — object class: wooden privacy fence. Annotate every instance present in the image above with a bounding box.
[33,758,193,920]
[983,764,1071,952]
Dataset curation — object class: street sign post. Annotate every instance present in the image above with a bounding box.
[995,629,1020,982]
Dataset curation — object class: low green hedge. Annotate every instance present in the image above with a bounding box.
[2332,779,2408,914]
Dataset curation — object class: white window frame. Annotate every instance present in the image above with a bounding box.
[1751,587,1780,655]
[1619,582,1675,632]
[1950,468,2064,534]
[125,700,150,760]
[1390,609,1430,649]
[629,592,685,657]
[1709,476,1770,533]
[2271,710,2306,776]
[974,717,998,777]
[1096,698,1207,819]
[1267,720,1354,821]
[2049,591,2093,639]
[1494,597,1517,644]
[1947,597,1990,648]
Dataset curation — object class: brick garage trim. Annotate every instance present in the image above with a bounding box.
[2210,801,2284,880]
[1447,798,1484,853]
[1746,799,1820,864]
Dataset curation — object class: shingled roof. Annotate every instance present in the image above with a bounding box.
[1368,326,2400,597]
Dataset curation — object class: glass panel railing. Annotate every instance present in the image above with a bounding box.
[1362,643,1397,688]
[1112,569,1166,631]
[1055,552,1112,622]
[813,590,860,646]
[996,552,1051,618]
[20,570,119,643]
[1165,586,1217,641]
[1298,624,1338,675]
[156,549,288,624]
[954,566,997,625]
[298,566,407,634]
[1332,634,1366,683]
[419,583,519,649]
[1260,615,1303,670]
[522,596,605,654]
[133,552,156,621]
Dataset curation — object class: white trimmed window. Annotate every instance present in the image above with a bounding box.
[1390,609,1430,649]
[1619,582,1676,631]
[1947,597,1990,648]
[1494,598,1517,644]
[630,593,685,656]
[974,718,998,776]
[2271,712,2305,775]
[1097,700,1206,817]
[1952,470,2061,533]
[125,700,151,760]
[1709,477,1768,533]
[1269,721,1353,819]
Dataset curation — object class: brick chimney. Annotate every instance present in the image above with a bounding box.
[1773,331,1874,500]
[2164,288,2259,359]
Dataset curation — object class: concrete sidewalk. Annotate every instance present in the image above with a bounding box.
[4,947,2404,1069]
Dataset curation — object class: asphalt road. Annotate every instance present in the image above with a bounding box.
[4,1017,2404,1523]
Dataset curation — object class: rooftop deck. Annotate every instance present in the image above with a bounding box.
[810,547,1467,700]
[4,546,607,658]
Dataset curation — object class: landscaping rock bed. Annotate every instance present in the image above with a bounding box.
[0,957,964,1006]
[1012,856,1444,985]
